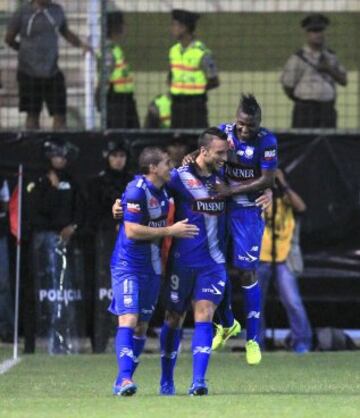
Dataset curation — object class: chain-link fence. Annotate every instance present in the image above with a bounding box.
[0,0,359,131]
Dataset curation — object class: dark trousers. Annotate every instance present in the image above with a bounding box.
[107,91,140,129]
[171,94,208,129]
[292,100,337,128]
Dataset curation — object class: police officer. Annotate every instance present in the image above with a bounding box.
[144,93,172,129]
[281,14,347,128]
[86,139,132,353]
[26,139,84,354]
[169,9,219,128]
[98,11,140,129]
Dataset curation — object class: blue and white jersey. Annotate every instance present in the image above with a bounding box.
[219,123,278,211]
[168,165,226,268]
[111,175,169,275]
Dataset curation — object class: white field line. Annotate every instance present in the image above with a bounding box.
[0,358,21,375]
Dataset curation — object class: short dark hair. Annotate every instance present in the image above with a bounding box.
[238,94,261,117]
[138,147,167,174]
[198,127,228,149]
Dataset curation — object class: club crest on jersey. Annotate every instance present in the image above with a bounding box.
[186,178,203,189]
[192,197,225,215]
[149,197,159,208]
[244,146,255,159]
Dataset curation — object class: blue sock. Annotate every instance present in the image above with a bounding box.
[242,281,261,342]
[115,327,134,385]
[160,323,181,385]
[215,279,235,328]
[192,322,212,383]
[131,336,146,377]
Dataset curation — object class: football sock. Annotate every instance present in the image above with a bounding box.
[115,327,134,385]
[215,279,235,328]
[160,322,181,385]
[192,322,212,382]
[131,335,146,376]
[242,281,261,342]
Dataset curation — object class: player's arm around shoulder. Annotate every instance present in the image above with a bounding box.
[123,178,199,240]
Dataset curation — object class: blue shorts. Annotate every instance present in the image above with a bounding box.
[165,262,227,314]
[230,206,265,271]
[108,267,160,322]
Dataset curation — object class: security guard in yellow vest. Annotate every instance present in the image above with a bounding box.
[144,93,172,129]
[169,9,219,128]
[100,11,139,129]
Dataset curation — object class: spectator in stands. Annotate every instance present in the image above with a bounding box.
[0,176,13,343]
[280,13,347,128]
[257,169,312,353]
[169,9,219,128]
[144,93,172,129]
[86,139,132,353]
[5,0,91,130]
[98,11,140,129]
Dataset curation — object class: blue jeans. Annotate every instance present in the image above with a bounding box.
[0,236,14,337]
[257,262,312,350]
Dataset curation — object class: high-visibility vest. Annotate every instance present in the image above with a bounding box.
[154,94,172,128]
[169,40,208,95]
[110,44,134,93]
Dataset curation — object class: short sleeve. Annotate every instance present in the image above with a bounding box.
[166,169,180,196]
[6,8,22,35]
[200,53,218,79]
[123,185,147,224]
[58,6,69,35]
[260,134,278,170]
[280,55,304,89]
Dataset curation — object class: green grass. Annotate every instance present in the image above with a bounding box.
[1,350,360,418]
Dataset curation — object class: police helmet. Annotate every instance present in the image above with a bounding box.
[43,138,79,161]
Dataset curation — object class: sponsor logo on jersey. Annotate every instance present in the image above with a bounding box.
[192,198,225,215]
[225,164,255,180]
[127,201,141,213]
[264,148,276,160]
[148,217,167,228]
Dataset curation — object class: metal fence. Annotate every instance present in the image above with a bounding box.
[0,0,359,131]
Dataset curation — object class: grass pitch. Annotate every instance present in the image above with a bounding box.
[0,349,359,418]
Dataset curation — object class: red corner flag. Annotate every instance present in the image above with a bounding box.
[9,185,19,238]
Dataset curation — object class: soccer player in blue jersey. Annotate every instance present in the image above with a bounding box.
[109,147,199,397]
[213,94,278,365]
[159,127,229,396]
